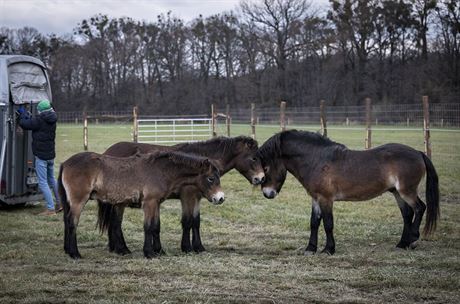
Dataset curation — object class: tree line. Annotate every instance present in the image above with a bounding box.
[1,0,459,114]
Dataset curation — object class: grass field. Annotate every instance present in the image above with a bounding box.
[1,123,459,303]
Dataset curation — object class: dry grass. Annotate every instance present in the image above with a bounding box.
[0,124,459,303]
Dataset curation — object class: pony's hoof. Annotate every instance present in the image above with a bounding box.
[144,249,165,259]
[303,250,316,256]
[320,248,335,255]
[115,248,132,256]
[396,242,409,250]
[181,246,193,253]
[154,249,166,256]
[409,241,418,250]
[193,245,206,253]
[144,251,164,259]
[69,252,81,259]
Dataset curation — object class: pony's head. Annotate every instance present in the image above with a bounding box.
[232,136,265,185]
[154,152,225,205]
[198,158,225,205]
[257,133,287,199]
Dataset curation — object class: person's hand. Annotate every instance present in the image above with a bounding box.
[17,106,26,115]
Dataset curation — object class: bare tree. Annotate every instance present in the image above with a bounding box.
[240,0,313,101]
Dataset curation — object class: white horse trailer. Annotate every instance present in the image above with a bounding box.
[0,55,52,206]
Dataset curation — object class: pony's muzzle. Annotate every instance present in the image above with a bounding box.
[252,172,265,185]
[262,187,277,199]
[211,191,225,205]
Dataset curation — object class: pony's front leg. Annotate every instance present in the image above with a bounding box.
[180,187,205,253]
[180,197,193,253]
[181,199,205,253]
[305,199,322,255]
[191,201,205,253]
[143,198,164,258]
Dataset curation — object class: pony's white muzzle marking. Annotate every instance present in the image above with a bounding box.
[262,187,277,199]
[252,172,265,185]
[212,191,225,205]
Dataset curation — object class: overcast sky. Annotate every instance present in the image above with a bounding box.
[1,0,329,36]
[0,0,243,35]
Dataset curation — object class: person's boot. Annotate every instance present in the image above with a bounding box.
[39,209,56,216]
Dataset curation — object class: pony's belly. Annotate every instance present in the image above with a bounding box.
[335,187,388,201]
[94,189,142,205]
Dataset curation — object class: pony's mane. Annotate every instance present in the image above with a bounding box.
[152,151,214,170]
[258,129,345,160]
[178,136,258,156]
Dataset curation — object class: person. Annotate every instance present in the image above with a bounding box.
[17,100,61,216]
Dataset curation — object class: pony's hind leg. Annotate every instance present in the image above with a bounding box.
[143,198,164,258]
[108,205,131,255]
[392,190,420,249]
[408,197,426,248]
[320,199,335,255]
[66,197,88,259]
[305,199,323,255]
[399,190,426,249]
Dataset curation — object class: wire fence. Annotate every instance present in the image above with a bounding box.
[226,103,460,127]
[57,102,460,150]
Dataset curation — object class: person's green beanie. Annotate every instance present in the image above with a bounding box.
[37,100,51,112]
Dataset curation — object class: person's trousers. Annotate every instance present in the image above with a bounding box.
[35,157,59,210]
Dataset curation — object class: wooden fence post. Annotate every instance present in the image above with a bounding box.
[83,112,88,151]
[365,98,372,149]
[133,106,138,143]
[320,100,327,137]
[211,104,217,137]
[251,103,256,139]
[423,96,432,158]
[280,101,286,131]
[226,104,231,137]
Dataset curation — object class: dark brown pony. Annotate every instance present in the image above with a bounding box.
[58,151,223,259]
[258,130,439,255]
[99,136,264,255]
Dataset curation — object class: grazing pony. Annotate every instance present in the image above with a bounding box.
[58,151,223,259]
[258,130,439,255]
[98,136,264,255]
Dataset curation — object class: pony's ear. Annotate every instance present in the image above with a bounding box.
[200,158,211,173]
[245,139,258,149]
[134,147,142,157]
[202,158,219,174]
[146,151,160,162]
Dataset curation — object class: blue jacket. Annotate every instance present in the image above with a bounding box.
[19,109,58,160]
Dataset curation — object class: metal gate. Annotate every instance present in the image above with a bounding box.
[136,118,212,144]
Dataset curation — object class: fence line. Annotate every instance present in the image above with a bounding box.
[57,100,459,152]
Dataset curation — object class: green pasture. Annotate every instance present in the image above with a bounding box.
[0,123,459,303]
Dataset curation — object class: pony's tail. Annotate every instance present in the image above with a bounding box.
[421,152,440,237]
[97,201,114,234]
[57,164,69,218]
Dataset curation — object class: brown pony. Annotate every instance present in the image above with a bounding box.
[58,151,223,259]
[258,130,439,255]
[98,136,264,255]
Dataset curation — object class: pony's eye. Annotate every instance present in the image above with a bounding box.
[251,157,257,162]
[207,177,215,183]
[264,166,270,173]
